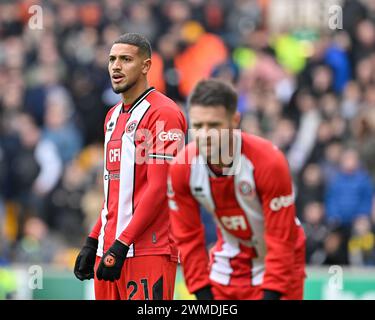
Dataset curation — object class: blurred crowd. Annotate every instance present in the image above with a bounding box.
[0,0,375,270]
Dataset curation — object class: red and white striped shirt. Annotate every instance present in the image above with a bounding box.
[90,87,187,260]
[168,132,306,295]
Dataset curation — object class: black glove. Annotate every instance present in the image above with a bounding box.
[96,240,129,281]
[74,237,98,281]
[263,289,282,300]
[194,286,214,300]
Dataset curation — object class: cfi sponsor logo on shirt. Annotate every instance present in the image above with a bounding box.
[269,193,294,211]
[106,140,122,172]
[220,215,248,231]
[109,148,121,163]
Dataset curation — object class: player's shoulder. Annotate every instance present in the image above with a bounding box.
[241,133,292,192]
[242,132,280,157]
[104,101,122,129]
[241,132,287,169]
[105,101,122,120]
[146,89,183,114]
[143,90,187,130]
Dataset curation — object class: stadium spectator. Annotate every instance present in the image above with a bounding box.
[323,31,351,94]
[303,202,329,265]
[322,228,349,265]
[0,142,9,265]
[296,164,324,217]
[42,87,83,164]
[81,165,103,235]
[12,216,66,264]
[44,160,86,246]
[352,20,375,66]
[10,113,62,230]
[325,148,373,228]
[287,90,321,175]
[342,0,367,40]
[269,117,296,153]
[319,140,342,184]
[348,215,375,266]
[340,81,362,120]
[307,121,336,166]
[351,93,375,182]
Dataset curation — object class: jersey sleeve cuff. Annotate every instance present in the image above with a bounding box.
[88,231,99,240]
[118,233,133,246]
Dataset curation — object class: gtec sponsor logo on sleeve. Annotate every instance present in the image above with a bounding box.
[158,131,183,142]
[269,193,294,211]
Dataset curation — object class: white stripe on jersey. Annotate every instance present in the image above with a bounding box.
[190,154,215,213]
[97,103,123,257]
[116,99,151,257]
[128,88,155,113]
[251,260,265,286]
[234,155,266,285]
[190,154,241,286]
[210,228,241,285]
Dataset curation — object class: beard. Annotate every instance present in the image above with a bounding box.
[112,79,137,94]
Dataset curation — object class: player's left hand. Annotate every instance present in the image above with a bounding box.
[96,240,129,281]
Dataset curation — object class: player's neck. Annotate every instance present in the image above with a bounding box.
[120,80,149,105]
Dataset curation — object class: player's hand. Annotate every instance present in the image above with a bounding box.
[74,237,98,281]
[96,240,129,282]
[194,286,214,300]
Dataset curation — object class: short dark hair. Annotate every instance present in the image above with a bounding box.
[113,33,152,58]
[188,79,238,114]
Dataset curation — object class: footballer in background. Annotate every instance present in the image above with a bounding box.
[168,79,306,300]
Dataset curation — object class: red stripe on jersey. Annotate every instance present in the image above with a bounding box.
[228,243,254,286]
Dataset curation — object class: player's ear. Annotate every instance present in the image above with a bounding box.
[231,111,241,129]
[142,58,152,75]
